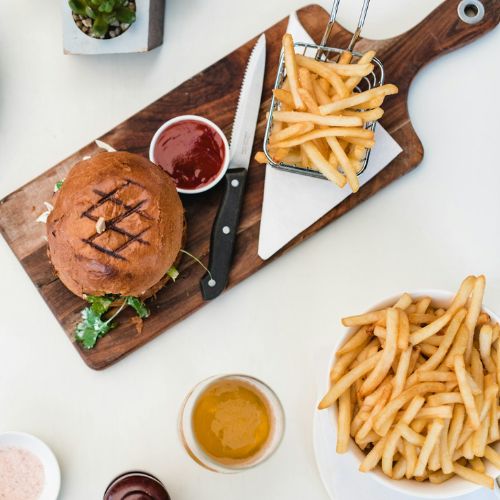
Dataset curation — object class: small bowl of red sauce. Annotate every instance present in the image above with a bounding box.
[149,115,230,194]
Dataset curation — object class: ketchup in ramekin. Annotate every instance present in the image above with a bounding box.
[149,115,229,194]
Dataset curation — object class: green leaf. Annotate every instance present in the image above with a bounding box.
[85,5,97,18]
[85,294,116,315]
[166,266,179,282]
[92,15,109,36]
[99,0,114,13]
[116,6,136,24]
[126,297,150,319]
[54,179,65,192]
[103,12,117,24]
[75,307,113,349]
[69,0,87,16]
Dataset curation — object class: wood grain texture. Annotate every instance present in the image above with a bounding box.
[0,2,498,369]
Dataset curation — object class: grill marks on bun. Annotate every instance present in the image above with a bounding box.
[80,179,153,261]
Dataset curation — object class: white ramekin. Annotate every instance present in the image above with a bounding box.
[0,431,61,500]
[149,114,230,194]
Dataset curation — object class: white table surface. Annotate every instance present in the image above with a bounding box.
[1,1,499,499]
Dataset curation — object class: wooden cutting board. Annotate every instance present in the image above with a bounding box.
[1,2,498,369]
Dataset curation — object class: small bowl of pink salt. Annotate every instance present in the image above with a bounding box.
[0,431,60,500]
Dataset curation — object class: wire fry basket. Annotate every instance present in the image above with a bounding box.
[263,0,384,180]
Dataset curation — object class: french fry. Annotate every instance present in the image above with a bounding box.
[429,471,455,484]
[297,67,314,93]
[338,50,353,65]
[295,54,349,98]
[318,351,383,409]
[440,418,454,474]
[397,423,425,446]
[479,324,495,373]
[356,385,391,443]
[409,313,437,325]
[465,276,486,364]
[319,84,398,115]
[416,372,457,383]
[326,61,374,77]
[393,294,413,311]
[359,434,388,472]
[326,135,360,193]
[484,445,500,468]
[417,308,466,371]
[269,122,314,145]
[414,419,444,477]
[330,339,370,383]
[410,313,453,346]
[404,440,417,479]
[455,355,480,430]
[297,88,320,114]
[443,324,469,369]
[318,78,330,94]
[343,107,384,122]
[428,434,441,471]
[427,392,463,406]
[282,34,304,110]
[342,310,385,327]
[392,457,407,480]
[312,79,331,106]
[270,126,373,149]
[360,308,399,396]
[344,50,376,92]
[470,456,485,473]
[453,463,494,489]
[336,326,371,356]
[397,310,410,350]
[301,142,346,187]
[373,383,445,436]
[272,88,295,108]
[268,147,289,162]
[392,347,412,399]
[416,405,453,420]
[337,389,351,453]
[254,151,268,164]
[349,95,384,110]
[272,110,362,128]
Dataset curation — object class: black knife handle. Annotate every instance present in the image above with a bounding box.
[200,168,248,300]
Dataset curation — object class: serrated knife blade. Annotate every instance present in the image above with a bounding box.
[230,33,266,169]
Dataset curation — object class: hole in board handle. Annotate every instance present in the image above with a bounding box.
[458,0,485,24]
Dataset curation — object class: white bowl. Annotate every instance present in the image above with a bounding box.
[0,431,61,500]
[149,114,230,194]
[317,289,500,499]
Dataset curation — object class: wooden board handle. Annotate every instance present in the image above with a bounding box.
[382,0,499,92]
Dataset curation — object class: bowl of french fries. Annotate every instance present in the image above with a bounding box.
[256,34,398,193]
[317,276,500,497]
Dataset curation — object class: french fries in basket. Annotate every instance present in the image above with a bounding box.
[256,34,399,193]
[319,275,500,489]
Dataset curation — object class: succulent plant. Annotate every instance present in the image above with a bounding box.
[69,0,136,37]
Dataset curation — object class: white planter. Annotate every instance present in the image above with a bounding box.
[62,0,165,55]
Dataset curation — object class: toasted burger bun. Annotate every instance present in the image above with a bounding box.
[47,151,185,298]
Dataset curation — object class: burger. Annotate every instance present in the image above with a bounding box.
[47,151,185,348]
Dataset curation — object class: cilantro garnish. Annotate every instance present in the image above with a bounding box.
[54,179,65,192]
[126,296,150,319]
[86,294,117,315]
[75,294,149,349]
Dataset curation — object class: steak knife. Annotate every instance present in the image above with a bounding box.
[200,34,266,300]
